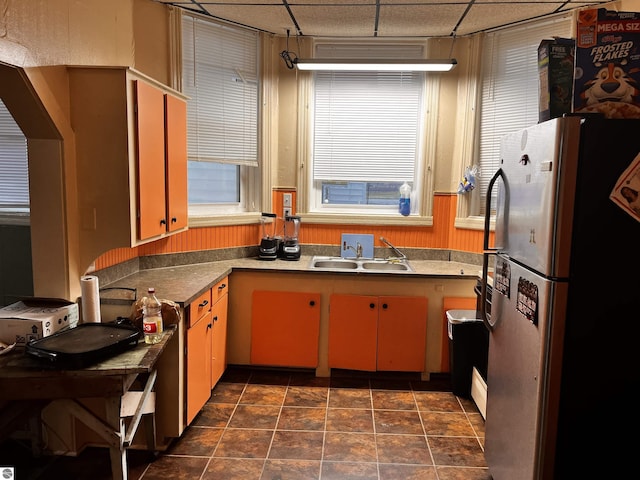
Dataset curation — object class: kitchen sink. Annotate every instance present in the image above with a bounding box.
[361,261,410,271]
[309,256,413,273]
[312,259,358,270]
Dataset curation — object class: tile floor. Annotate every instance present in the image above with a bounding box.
[0,367,490,480]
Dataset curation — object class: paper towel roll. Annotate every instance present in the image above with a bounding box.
[81,275,101,323]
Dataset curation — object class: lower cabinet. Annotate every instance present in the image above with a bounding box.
[186,288,212,425]
[251,290,321,368]
[211,277,229,386]
[185,276,229,425]
[328,294,428,372]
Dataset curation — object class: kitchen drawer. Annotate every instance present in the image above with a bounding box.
[212,276,229,304]
[188,289,212,328]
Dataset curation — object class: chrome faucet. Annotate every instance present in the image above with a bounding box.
[343,241,363,258]
[379,236,406,260]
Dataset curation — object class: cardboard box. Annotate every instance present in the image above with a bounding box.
[538,38,575,122]
[574,8,640,118]
[0,298,79,347]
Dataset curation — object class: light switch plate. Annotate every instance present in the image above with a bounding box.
[341,233,374,258]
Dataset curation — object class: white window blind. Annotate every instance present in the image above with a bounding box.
[312,44,424,184]
[182,15,258,167]
[477,16,572,214]
[0,99,29,209]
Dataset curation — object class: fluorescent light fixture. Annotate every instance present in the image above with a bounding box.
[294,58,457,72]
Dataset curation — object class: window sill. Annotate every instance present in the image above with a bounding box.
[299,212,433,226]
[0,212,30,226]
[188,212,262,227]
[454,215,494,231]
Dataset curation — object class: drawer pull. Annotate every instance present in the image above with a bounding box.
[218,283,227,291]
[369,303,375,309]
[199,299,209,308]
[309,300,315,307]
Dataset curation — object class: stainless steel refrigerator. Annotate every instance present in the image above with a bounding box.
[480,115,640,479]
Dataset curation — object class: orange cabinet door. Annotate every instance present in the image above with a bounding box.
[211,293,228,386]
[377,296,428,372]
[164,94,188,233]
[328,294,378,371]
[251,290,321,368]
[134,80,167,240]
[186,311,212,425]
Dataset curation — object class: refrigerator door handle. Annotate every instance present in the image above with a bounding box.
[481,168,507,331]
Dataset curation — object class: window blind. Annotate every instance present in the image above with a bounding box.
[477,16,572,214]
[182,15,259,167]
[0,99,29,209]
[312,44,424,183]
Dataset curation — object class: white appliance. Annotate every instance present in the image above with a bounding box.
[480,115,640,479]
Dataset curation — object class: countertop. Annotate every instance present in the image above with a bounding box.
[101,255,481,308]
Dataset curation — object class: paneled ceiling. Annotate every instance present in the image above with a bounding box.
[154,0,610,38]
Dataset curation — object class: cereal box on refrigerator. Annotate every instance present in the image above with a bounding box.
[538,37,575,122]
[574,8,640,118]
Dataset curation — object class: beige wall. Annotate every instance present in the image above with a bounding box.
[0,0,171,301]
[271,34,472,198]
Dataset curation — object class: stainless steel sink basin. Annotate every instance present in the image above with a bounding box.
[361,261,410,271]
[309,256,413,273]
[312,259,358,270]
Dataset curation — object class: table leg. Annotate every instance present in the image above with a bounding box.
[104,396,127,480]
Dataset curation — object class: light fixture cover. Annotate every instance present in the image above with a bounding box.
[294,58,457,72]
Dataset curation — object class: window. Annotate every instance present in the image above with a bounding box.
[472,16,573,217]
[181,13,261,218]
[0,99,29,217]
[308,43,433,218]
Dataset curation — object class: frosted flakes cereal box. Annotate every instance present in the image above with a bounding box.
[574,8,640,118]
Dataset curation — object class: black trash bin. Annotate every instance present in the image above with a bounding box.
[447,309,489,398]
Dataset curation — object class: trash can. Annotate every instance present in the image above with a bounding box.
[447,309,489,398]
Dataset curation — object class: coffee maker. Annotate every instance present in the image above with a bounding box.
[259,212,280,260]
[279,215,301,260]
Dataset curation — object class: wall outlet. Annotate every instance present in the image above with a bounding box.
[283,193,292,207]
[283,207,292,218]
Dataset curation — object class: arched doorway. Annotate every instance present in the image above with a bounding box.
[0,62,79,301]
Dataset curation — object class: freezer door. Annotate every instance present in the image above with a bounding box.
[495,117,581,278]
[484,257,567,480]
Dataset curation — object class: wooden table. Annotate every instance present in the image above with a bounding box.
[0,325,175,480]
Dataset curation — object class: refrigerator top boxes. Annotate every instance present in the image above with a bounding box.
[538,38,575,122]
[573,8,640,118]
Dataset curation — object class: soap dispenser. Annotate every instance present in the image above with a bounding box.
[399,182,411,216]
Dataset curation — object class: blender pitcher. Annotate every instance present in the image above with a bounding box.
[280,215,301,260]
[259,212,279,260]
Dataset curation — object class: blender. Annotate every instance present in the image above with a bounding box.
[280,215,301,260]
[258,212,280,260]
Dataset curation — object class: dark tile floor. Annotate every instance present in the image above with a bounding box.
[0,367,490,480]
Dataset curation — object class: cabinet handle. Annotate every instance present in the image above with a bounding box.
[199,299,209,308]
[218,283,227,291]
[160,218,167,225]
[369,303,376,309]
[382,303,388,309]
[309,300,315,307]
[207,323,212,329]
[213,315,218,322]
[171,217,177,223]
